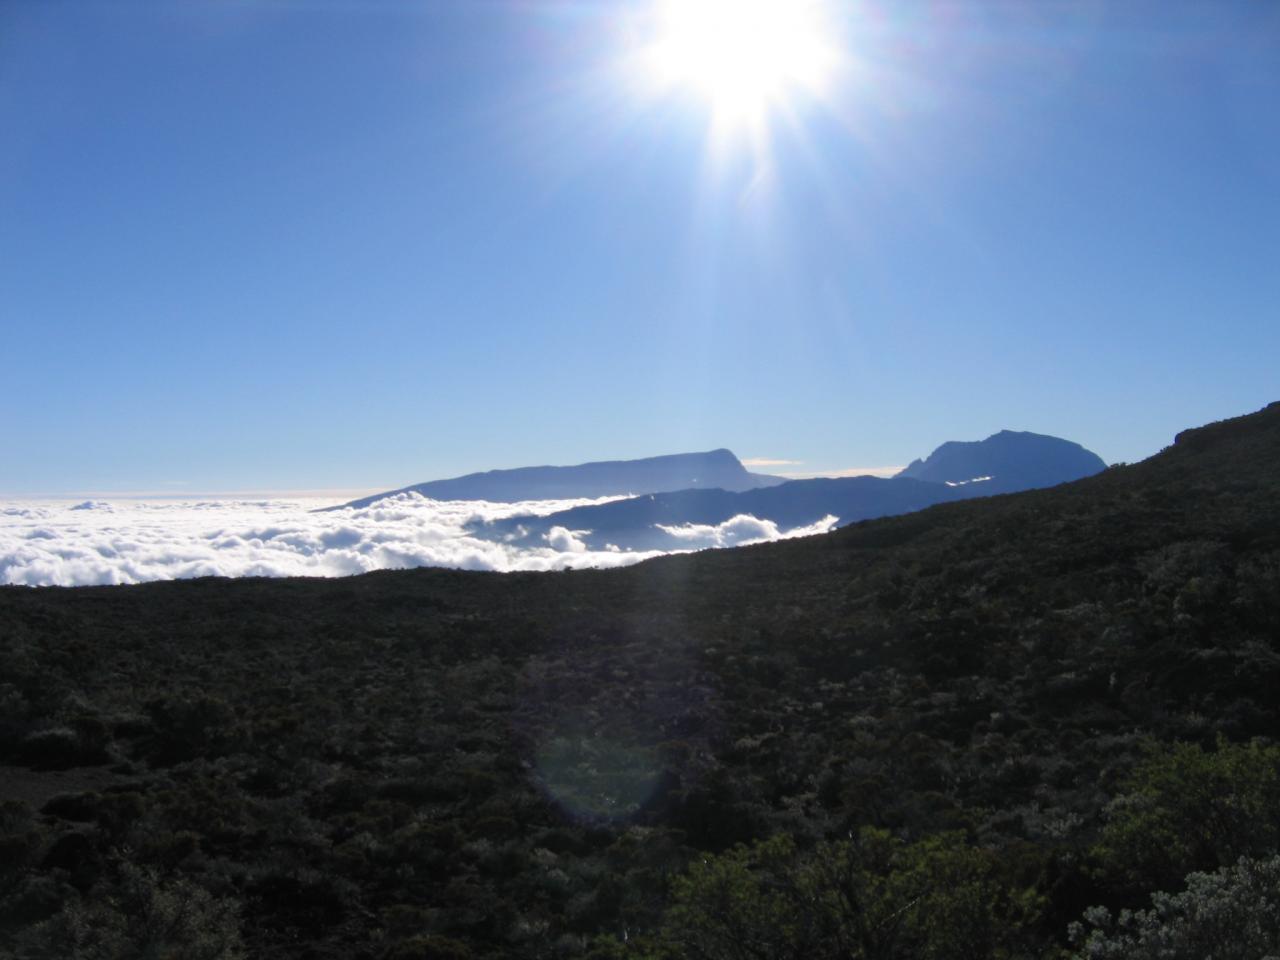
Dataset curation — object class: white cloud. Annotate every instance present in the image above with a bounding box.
[0,494,666,588]
[0,493,844,588]
[741,457,802,467]
[3,507,49,519]
[656,513,839,549]
[545,526,590,553]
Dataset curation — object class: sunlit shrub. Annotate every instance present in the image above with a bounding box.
[1069,855,1280,959]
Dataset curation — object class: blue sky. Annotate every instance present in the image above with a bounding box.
[3,0,1278,496]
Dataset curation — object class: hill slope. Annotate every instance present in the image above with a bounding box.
[1,402,1277,960]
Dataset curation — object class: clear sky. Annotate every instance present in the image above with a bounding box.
[3,0,1278,496]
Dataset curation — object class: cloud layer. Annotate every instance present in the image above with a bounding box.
[0,494,835,587]
[656,513,839,549]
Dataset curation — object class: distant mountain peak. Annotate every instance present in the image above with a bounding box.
[896,429,1106,492]
[327,448,784,511]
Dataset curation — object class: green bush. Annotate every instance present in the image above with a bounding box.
[13,863,245,960]
[650,829,1037,960]
[1094,738,1280,895]
[143,695,243,764]
[1069,855,1280,959]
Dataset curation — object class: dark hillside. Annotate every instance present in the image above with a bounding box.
[1,402,1278,959]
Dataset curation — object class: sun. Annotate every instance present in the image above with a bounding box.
[639,0,838,129]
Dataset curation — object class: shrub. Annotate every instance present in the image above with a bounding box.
[1094,737,1280,895]
[1069,855,1280,959]
[383,933,474,959]
[0,800,43,875]
[19,728,87,769]
[143,695,242,765]
[13,863,246,960]
[652,829,1035,960]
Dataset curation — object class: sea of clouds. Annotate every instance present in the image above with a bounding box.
[0,493,839,587]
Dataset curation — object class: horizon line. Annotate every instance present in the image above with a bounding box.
[0,487,387,502]
[777,465,906,479]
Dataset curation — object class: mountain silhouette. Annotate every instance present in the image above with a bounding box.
[477,429,1107,551]
[472,476,971,551]
[327,449,783,510]
[896,429,1107,492]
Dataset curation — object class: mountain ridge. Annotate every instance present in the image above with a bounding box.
[474,428,1108,551]
[325,448,783,510]
[472,475,973,551]
[328,429,1106,522]
[895,428,1107,492]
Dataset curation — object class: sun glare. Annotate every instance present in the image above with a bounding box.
[641,0,838,129]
